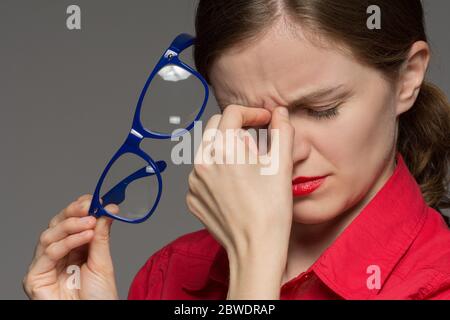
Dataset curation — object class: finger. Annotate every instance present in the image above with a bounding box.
[77,194,94,202]
[202,114,222,147]
[38,216,96,254]
[30,230,95,275]
[239,129,259,158]
[266,107,295,168]
[42,197,94,258]
[216,106,271,163]
[246,124,270,156]
[49,196,92,228]
[87,204,118,270]
[204,114,222,131]
[194,114,222,165]
[221,128,254,164]
[218,105,271,133]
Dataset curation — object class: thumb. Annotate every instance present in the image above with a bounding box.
[87,204,118,269]
[267,107,294,169]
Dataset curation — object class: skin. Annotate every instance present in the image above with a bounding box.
[23,17,429,300]
[23,195,119,299]
[189,17,430,299]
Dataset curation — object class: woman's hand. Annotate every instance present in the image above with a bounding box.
[186,105,295,299]
[23,194,119,300]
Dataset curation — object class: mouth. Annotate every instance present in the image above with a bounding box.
[292,176,328,197]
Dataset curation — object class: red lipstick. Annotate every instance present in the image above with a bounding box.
[292,176,327,196]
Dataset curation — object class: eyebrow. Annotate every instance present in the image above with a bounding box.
[217,84,352,110]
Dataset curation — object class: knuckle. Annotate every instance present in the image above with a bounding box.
[188,184,197,195]
[48,218,57,228]
[22,273,29,288]
[43,245,54,259]
[185,192,192,206]
[187,172,196,190]
[185,194,205,223]
[194,161,209,176]
[29,286,41,299]
[22,275,32,296]
[39,230,51,247]
[185,193,196,212]
[44,243,59,260]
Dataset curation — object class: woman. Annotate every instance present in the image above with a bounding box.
[23,0,450,299]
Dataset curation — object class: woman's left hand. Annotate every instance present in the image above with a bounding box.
[186,105,295,299]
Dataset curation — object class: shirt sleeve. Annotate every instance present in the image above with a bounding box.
[127,246,169,300]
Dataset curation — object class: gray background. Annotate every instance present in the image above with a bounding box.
[0,1,448,299]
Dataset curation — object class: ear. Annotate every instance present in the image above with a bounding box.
[395,41,430,116]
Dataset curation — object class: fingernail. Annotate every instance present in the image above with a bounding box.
[277,107,289,118]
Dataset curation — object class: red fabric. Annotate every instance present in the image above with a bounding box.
[127,152,450,300]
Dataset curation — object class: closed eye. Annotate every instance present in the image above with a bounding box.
[306,105,340,119]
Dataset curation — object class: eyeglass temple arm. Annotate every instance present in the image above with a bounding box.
[169,33,195,53]
[101,160,167,207]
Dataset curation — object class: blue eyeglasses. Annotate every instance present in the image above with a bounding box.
[88,33,209,223]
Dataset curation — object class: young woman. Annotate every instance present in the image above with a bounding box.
[24,0,450,300]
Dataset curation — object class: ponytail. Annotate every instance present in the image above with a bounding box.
[397,81,450,224]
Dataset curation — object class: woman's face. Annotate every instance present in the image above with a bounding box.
[208,21,400,225]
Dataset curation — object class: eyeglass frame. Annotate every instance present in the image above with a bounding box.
[88,33,209,224]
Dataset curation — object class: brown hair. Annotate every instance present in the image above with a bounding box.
[193,0,450,220]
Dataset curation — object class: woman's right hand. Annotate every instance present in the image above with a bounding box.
[23,194,119,300]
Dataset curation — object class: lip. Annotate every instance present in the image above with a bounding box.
[292,175,328,196]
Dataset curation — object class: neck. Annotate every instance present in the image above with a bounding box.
[282,204,361,285]
[282,153,398,285]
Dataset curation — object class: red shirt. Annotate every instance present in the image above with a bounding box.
[127,152,450,300]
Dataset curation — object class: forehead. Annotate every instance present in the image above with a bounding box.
[209,20,360,108]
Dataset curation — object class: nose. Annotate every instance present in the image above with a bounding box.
[290,120,311,167]
[264,107,311,165]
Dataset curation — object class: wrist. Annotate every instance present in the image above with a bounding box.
[226,244,287,300]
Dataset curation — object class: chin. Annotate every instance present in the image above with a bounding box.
[292,199,340,225]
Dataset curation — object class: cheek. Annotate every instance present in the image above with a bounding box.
[319,95,396,172]
[291,101,396,224]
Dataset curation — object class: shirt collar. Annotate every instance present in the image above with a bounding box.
[184,151,429,299]
[311,151,428,299]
